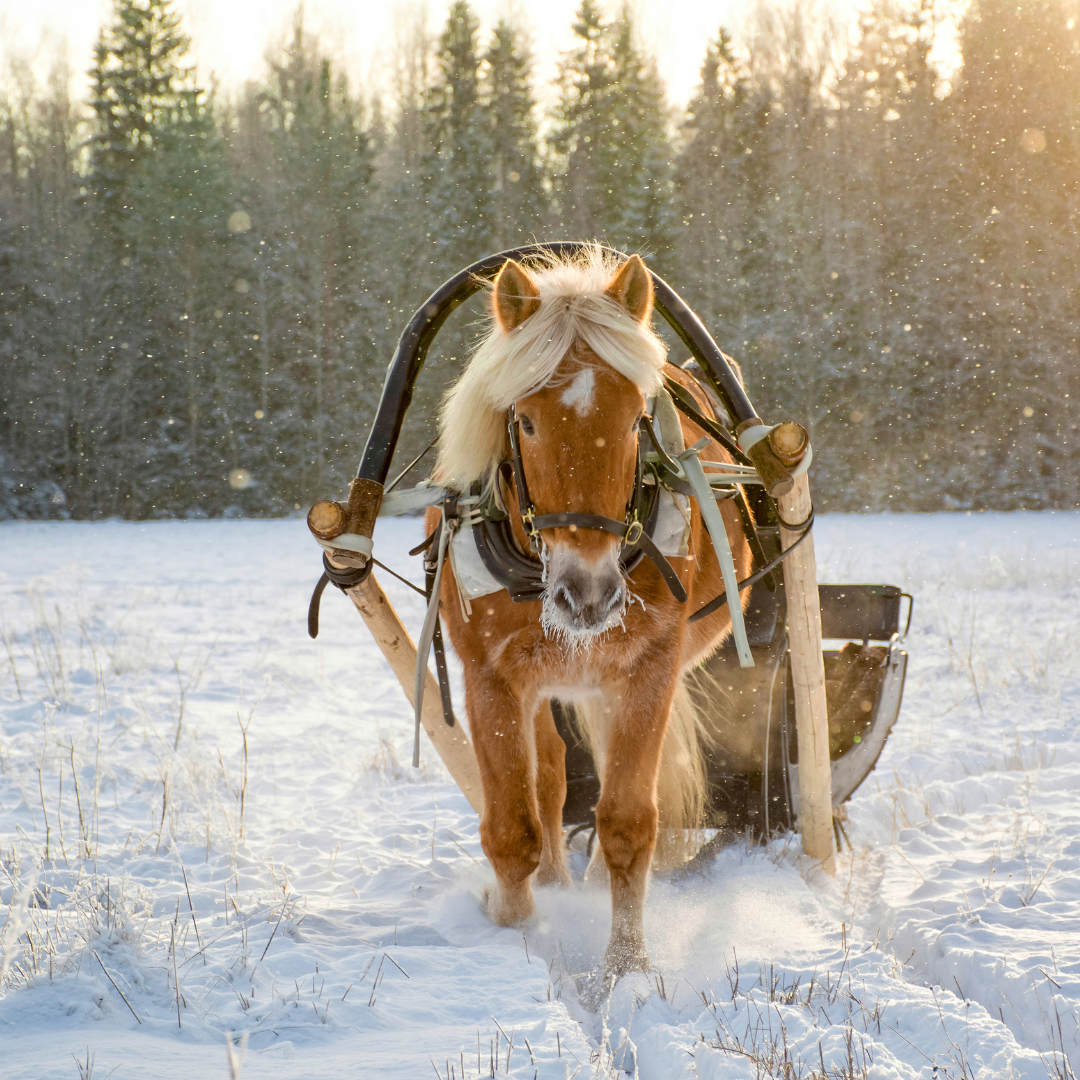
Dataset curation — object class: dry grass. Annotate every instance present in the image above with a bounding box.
[0,581,301,1046]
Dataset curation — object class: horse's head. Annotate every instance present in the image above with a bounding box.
[493,255,655,642]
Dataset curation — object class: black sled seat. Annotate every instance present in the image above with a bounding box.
[555,578,910,840]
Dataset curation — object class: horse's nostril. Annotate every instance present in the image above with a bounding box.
[601,582,625,614]
[553,583,578,614]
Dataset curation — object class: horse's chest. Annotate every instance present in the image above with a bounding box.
[486,628,642,691]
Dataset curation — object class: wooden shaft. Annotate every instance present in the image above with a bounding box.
[778,472,835,873]
[342,568,484,814]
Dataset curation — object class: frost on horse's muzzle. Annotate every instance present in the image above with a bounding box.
[540,545,628,645]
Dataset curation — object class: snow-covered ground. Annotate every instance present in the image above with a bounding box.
[0,511,1077,1079]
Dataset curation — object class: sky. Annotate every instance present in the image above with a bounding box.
[0,0,753,110]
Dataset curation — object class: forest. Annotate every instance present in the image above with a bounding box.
[0,0,1077,518]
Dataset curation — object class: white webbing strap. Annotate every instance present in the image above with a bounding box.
[679,440,755,668]
[446,529,474,623]
[736,424,777,453]
[790,443,813,478]
[651,387,686,457]
[413,519,455,767]
[315,532,373,557]
[378,482,447,517]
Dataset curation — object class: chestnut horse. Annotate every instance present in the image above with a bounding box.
[427,248,751,986]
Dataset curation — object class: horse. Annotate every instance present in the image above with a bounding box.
[426,246,752,988]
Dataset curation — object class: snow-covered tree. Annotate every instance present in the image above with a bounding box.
[423,1,495,273]
[483,19,547,249]
[550,1,678,257]
[234,12,380,503]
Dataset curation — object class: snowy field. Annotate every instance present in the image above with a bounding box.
[0,511,1078,1079]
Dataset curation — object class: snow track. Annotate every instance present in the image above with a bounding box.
[0,512,1077,1078]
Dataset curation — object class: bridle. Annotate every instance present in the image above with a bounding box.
[502,403,688,603]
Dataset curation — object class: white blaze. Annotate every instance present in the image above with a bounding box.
[561,368,596,414]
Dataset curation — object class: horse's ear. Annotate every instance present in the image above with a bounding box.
[493,259,541,332]
[604,254,653,323]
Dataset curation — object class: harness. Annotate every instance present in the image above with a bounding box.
[306,243,817,767]
[311,370,814,766]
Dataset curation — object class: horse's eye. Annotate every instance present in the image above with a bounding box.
[519,415,535,436]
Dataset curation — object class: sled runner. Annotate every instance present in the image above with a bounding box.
[306,243,909,878]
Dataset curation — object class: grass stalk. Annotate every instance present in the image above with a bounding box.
[170,922,182,1028]
[93,950,142,1024]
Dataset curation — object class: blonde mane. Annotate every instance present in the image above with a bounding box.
[435,246,668,491]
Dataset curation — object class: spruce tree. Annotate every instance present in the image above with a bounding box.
[0,62,92,518]
[550,1,677,257]
[605,9,678,257]
[949,0,1080,507]
[483,19,547,248]
[86,0,235,516]
[677,29,753,326]
[423,1,494,273]
[549,0,615,241]
[87,0,192,235]
[241,14,379,503]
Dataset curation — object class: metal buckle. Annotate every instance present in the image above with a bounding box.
[521,506,538,537]
[624,519,644,546]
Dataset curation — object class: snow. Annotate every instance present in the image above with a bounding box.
[0,510,1077,1078]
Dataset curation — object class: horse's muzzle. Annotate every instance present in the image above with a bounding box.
[543,547,626,634]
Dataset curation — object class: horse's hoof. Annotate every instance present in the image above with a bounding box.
[602,940,650,986]
[483,881,535,927]
[575,950,650,1013]
[575,969,607,1012]
[535,864,573,889]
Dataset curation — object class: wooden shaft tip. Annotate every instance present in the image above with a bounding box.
[770,475,795,499]
[307,500,348,540]
[768,422,810,466]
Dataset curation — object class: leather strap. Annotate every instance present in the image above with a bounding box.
[506,409,535,539]
[733,486,776,593]
[688,510,815,623]
[307,573,330,639]
[664,371,776,595]
[663,375,749,464]
[529,511,687,603]
[424,557,457,728]
[503,406,687,603]
[307,553,374,639]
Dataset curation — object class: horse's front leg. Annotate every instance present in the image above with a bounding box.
[595,672,677,983]
[534,700,572,888]
[468,670,542,926]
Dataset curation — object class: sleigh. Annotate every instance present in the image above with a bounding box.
[306,244,909,866]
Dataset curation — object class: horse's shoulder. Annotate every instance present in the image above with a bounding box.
[662,361,720,419]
